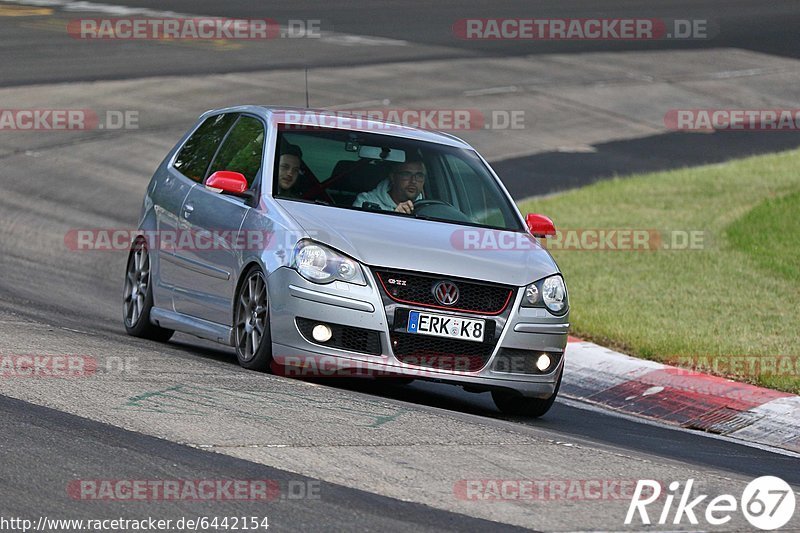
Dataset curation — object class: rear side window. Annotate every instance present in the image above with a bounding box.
[173,114,237,182]
[207,116,265,189]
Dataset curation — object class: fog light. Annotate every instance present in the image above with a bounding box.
[535,353,552,372]
[312,324,332,342]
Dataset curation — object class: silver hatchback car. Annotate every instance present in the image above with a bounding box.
[123,106,569,417]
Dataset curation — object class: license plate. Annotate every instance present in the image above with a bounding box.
[406,310,485,342]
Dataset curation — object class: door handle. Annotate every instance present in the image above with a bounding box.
[183,203,194,218]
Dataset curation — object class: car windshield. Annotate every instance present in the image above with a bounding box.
[272,125,523,231]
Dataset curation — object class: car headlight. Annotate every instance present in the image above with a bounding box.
[542,275,567,314]
[292,240,366,285]
[521,274,568,315]
[523,284,539,305]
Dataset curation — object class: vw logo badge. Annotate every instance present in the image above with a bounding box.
[433,280,459,306]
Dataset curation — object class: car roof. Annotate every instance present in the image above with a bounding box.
[200,105,473,149]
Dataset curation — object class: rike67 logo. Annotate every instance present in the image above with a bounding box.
[626,476,796,530]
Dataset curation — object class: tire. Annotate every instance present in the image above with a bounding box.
[123,239,174,342]
[491,370,562,418]
[234,266,273,371]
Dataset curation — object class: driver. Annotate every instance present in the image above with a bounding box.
[353,159,426,213]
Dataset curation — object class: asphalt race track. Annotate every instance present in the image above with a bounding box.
[1,1,799,531]
[3,0,800,86]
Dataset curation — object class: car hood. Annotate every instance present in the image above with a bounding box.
[277,200,560,287]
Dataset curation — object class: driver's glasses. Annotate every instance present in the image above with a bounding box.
[395,171,426,182]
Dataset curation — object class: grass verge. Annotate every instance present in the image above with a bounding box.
[517,149,800,393]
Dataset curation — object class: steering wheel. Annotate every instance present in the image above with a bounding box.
[413,199,454,210]
[413,199,471,222]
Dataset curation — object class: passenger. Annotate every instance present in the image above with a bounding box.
[353,159,426,213]
[276,144,304,198]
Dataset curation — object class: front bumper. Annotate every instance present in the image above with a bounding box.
[267,267,568,398]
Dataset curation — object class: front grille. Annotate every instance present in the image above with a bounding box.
[374,270,513,315]
[493,348,561,374]
[296,318,382,355]
[390,332,495,372]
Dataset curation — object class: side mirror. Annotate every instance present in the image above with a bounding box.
[526,213,556,238]
[205,171,249,195]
